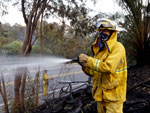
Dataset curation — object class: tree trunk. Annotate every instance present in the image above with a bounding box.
[13,1,48,112]
[40,13,44,55]
[35,66,40,108]
[0,75,9,113]
[14,68,23,113]
[14,15,33,113]
[21,69,27,112]
[22,23,32,56]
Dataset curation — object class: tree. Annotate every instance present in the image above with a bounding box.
[21,0,49,56]
[12,0,51,112]
[4,41,23,55]
[13,0,96,112]
[0,0,11,16]
[11,24,26,41]
[0,75,9,113]
[33,21,94,57]
[117,0,150,65]
[0,23,15,55]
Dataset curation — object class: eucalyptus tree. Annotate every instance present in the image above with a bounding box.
[11,0,98,112]
[17,0,97,56]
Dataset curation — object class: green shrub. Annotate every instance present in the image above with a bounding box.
[4,41,23,55]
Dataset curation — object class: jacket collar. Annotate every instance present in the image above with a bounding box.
[92,31,118,55]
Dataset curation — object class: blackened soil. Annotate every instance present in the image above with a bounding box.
[124,65,150,113]
[30,65,150,113]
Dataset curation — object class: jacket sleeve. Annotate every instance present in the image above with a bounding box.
[86,43,125,74]
[82,66,94,76]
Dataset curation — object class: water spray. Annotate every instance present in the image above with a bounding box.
[0,55,83,78]
[65,57,81,65]
[0,56,72,75]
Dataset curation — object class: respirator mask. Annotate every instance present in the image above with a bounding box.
[97,31,110,51]
[98,32,110,42]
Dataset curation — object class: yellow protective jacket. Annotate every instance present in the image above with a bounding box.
[43,73,49,86]
[84,31,127,102]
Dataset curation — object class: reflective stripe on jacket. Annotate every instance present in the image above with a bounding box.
[85,31,127,102]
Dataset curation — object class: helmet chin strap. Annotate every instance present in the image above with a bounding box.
[104,41,110,53]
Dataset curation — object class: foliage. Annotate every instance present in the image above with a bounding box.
[0,25,14,54]
[118,31,137,64]
[0,36,11,50]
[11,24,26,41]
[0,23,25,55]
[31,45,40,55]
[24,75,36,113]
[4,41,23,55]
[11,1,98,112]
[117,0,150,65]
[34,22,94,58]
[0,1,108,113]
[0,0,11,16]
[0,23,25,40]
[10,0,101,56]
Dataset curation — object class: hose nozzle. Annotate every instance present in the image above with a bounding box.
[65,57,79,64]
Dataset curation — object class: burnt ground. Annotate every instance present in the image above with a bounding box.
[30,65,150,113]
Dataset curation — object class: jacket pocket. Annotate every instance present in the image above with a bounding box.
[103,85,122,101]
[102,73,120,89]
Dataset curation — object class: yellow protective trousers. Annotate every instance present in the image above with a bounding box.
[43,83,48,96]
[97,101,123,113]
[43,79,48,96]
[43,73,49,96]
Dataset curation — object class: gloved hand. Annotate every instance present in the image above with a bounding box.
[82,66,93,76]
[79,53,89,66]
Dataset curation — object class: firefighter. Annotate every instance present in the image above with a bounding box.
[78,19,127,113]
[43,70,49,96]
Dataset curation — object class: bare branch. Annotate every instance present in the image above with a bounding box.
[21,0,28,24]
